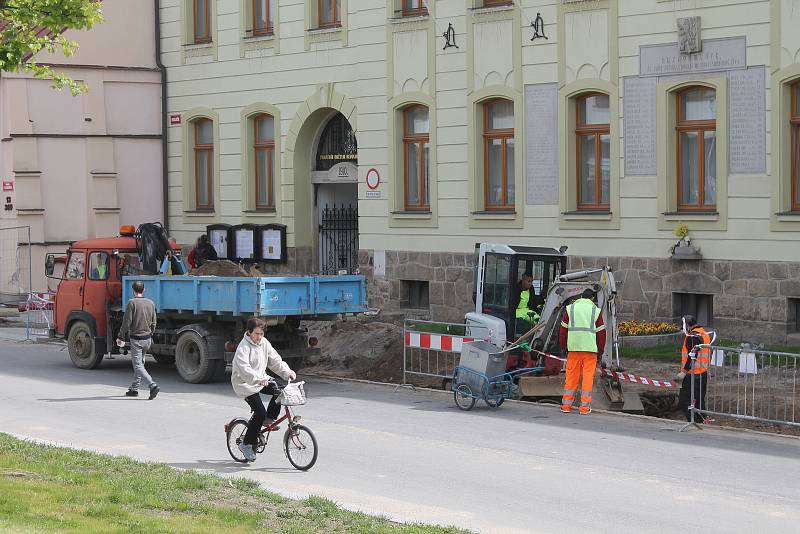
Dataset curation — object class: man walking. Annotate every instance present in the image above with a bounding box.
[117,280,159,399]
[559,288,606,415]
[676,315,711,422]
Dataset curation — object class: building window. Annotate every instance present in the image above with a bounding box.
[402,280,429,309]
[791,82,800,212]
[676,87,716,211]
[402,0,427,16]
[482,0,512,7]
[575,93,610,211]
[193,118,214,211]
[253,0,275,36]
[193,0,211,43]
[483,98,515,210]
[254,114,275,210]
[403,105,430,210]
[318,0,341,28]
[673,292,713,327]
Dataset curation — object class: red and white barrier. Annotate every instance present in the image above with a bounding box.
[404,332,475,353]
[601,368,677,388]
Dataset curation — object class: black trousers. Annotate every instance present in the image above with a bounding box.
[243,383,281,446]
[678,372,708,421]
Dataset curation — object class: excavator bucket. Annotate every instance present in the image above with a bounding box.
[517,373,644,414]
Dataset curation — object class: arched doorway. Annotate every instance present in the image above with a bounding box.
[312,113,359,274]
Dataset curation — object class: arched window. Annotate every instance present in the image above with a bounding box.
[791,81,800,212]
[193,0,211,43]
[193,118,214,210]
[483,98,514,210]
[403,105,430,210]
[254,114,275,209]
[402,0,427,17]
[676,86,716,210]
[575,93,610,210]
[253,0,275,36]
[318,0,341,28]
[315,114,357,172]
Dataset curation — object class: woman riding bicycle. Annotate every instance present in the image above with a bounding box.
[231,317,296,462]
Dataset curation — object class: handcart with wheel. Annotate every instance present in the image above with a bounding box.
[451,340,543,410]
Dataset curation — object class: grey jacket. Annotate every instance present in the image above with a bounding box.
[118,297,157,339]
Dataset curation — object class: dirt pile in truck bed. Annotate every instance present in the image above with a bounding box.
[189,260,258,277]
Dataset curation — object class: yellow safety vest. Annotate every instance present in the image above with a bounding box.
[516,290,531,320]
[562,298,604,352]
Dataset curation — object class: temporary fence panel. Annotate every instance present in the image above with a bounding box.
[689,346,799,428]
[0,226,31,307]
[25,292,53,337]
[402,319,490,385]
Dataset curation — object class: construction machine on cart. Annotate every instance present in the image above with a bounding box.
[465,243,643,413]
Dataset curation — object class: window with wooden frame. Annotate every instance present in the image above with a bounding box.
[254,114,275,210]
[252,0,275,36]
[676,86,717,211]
[318,0,341,28]
[193,118,214,211]
[482,0,513,7]
[483,99,515,210]
[402,0,428,17]
[791,81,800,212]
[193,0,211,43]
[576,93,610,211]
[403,105,430,210]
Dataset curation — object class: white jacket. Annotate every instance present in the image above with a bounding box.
[231,333,292,398]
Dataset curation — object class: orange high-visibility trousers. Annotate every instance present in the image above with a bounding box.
[561,351,597,414]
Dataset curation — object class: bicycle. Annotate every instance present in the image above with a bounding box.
[225,381,318,470]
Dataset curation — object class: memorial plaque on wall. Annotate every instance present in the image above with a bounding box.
[728,67,766,174]
[525,83,558,205]
[623,76,658,176]
[639,37,746,77]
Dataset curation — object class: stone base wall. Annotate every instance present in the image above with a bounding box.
[359,250,800,345]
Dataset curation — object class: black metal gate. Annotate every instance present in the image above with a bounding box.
[319,204,358,275]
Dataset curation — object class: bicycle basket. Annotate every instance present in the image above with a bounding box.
[277,381,306,406]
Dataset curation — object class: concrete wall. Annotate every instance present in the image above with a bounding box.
[0,0,163,294]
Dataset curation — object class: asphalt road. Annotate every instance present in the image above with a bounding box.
[1,339,799,534]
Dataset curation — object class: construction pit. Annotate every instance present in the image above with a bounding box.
[300,315,800,436]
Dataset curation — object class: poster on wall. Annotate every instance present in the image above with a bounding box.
[206,224,231,259]
[233,227,255,260]
[258,224,287,264]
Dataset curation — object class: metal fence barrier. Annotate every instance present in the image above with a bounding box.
[400,319,489,388]
[684,345,799,429]
[25,292,54,338]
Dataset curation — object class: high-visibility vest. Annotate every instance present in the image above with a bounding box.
[681,327,711,374]
[562,298,604,352]
[516,290,531,319]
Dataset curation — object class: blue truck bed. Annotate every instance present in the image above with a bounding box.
[121,274,367,317]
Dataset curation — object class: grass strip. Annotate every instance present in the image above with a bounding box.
[0,433,469,534]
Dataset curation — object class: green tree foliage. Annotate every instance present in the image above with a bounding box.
[0,0,103,94]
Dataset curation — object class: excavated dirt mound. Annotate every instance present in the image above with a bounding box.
[302,319,409,383]
[190,260,254,277]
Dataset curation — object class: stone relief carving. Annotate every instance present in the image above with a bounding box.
[677,16,701,55]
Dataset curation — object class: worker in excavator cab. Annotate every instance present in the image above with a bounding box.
[513,273,540,334]
[559,288,606,415]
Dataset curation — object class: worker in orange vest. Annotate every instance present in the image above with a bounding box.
[676,315,712,422]
[559,288,606,415]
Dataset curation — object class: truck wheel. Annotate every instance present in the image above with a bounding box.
[175,331,218,384]
[67,321,103,370]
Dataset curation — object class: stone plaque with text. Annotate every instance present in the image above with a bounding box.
[640,37,746,77]
[623,76,658,176]
[728,67,766,174]
[525,83,559,205]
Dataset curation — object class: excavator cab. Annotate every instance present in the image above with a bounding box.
[469,243,568,345]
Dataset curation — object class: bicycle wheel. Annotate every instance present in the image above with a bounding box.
[284,424,318,471]
[454,384,476,411]
[226,418,250,463]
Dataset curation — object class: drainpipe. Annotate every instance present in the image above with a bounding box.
[155,0,169,233]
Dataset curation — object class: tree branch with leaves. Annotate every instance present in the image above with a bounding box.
[0,0,103,95]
